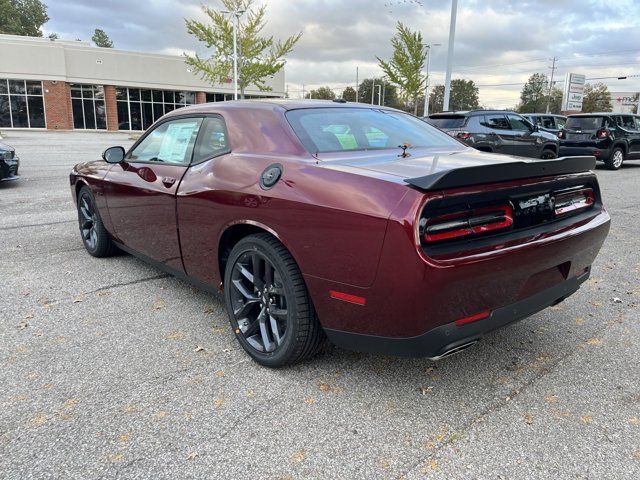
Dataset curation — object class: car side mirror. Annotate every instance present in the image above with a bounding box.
[532,124,539,132]
[102,146,126,163]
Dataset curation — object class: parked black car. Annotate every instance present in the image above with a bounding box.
[426,110,559,159]
[522,113,567,136]
[558,113,640,170]
[0,140,20,182]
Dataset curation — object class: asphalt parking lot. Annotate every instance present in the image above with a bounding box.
[1,130,639,479]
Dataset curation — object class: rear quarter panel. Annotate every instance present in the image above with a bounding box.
[176,104,409,288]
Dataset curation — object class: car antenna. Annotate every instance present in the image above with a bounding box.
[398,143,411,158]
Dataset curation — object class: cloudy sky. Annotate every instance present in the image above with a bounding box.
[44,0,640,108]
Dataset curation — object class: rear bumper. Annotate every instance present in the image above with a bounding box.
[559,144,610,160]
[324,268,589,358]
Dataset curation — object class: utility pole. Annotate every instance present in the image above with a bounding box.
[382,80,386,106]
[355,67,359,103]
[221,9,245,100]
[546,56,557,113]
[376,84,382,106]
[371,81,375,104]
[302,83,305,99]
[443,0,458,112]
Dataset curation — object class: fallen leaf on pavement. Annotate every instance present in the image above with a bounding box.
[290,450,306,463]
[187,452,199,460]
[194,345,205,352]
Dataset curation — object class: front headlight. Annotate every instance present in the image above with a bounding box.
[1,150,15,160]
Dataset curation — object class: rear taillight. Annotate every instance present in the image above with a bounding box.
[557,130,565,139]
[424,204,513,243]
[456,131,471,140]
[554,188,594,216]
[596,129,610,139]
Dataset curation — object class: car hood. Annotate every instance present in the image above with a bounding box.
[0,141,15,152]
[317,146,537,182]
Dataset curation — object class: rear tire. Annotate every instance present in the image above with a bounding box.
[223,233,324,367]
[605,147,624,170]
[77,185,118,257]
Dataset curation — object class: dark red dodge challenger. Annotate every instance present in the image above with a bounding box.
[70,100,610,367]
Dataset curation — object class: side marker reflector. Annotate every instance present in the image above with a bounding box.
[454,310,491,327]
[329,290,366,306]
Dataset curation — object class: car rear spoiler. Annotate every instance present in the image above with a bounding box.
[404,156,596,191]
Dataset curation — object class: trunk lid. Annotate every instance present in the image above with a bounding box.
[317,147,595,190]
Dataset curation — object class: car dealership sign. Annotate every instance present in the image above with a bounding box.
[562,73,586,111]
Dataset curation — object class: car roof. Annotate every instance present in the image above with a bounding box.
[166,98,402,115]
[522,113,566,117]
[567,112,627,117]
[429,110,520,117]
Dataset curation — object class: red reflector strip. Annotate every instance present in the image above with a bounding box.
[329,290,366,306]
[454,310,491,327]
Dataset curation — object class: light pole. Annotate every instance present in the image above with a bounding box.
[423,43,441,117]
[376,84,382,106]
[222,9,245,100]
[443,0,458,111]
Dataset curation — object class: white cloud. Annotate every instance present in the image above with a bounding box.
[44,0,640,108]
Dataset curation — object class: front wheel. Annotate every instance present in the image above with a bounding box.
[77,185,118,257]
[605,147,624,170]
[540,147,557,159]
[223,233,324,367]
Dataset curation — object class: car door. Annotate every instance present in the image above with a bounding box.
[626,115,640,157]
[103,116,203,271]
[479,114,512,154]
[507,114,538,157]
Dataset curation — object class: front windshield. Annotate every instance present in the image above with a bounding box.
[286,107,462,154]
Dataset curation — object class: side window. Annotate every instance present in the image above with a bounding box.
[193,116,229,162]
[507,114,531,131]
[482,115,511,130]
[620,116,635,129]
[128,117,202,165]
[635,117,640,130]
[541,116,555,129]
[555,117,566,129]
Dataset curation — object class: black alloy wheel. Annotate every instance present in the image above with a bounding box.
[224,233,324,367]
[77,186,117,257]
[78,192,98,251]
[230,249,288,353]
[541,148,557,159]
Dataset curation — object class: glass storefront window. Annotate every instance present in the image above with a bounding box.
[69,83,106,130]
[115,87,196,131]
[0,79,46,128]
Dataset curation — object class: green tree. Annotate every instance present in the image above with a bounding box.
[92,28,114,48]
[428,80,479,113]
[0,0,49,37]
[305,86,335,100]
[376,22,427,114]
[581,82,612,112]
[548,87,563,114]
[357,78,400,108]
[518,73,549,113]
[185,0,301,99]
[341,86,356,102]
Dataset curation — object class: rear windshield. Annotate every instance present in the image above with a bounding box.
[427,115,467,128]
[565,116,605,130]
[286,108,461,153]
